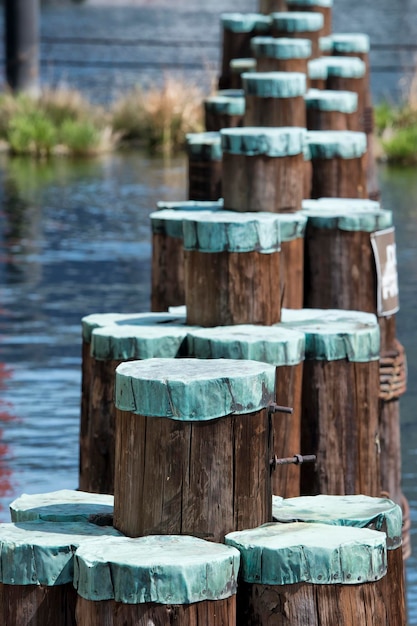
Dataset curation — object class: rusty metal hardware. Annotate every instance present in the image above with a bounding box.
[268,403,293,415]
[270,454,316,470]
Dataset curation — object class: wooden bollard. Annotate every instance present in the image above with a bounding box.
[219,12,271,89]
[286,0,333,37]
[84,318,195,495]
[306,130,368,198]
[250,36,312,74]
[308,56,328,89]
[319,34,332,55]
[281,308,382,497]
[187,324,305,498]
[242,71,307,128]
[10,489,114,523]
[204,93,245,132]
[322,56,367,130]
[113,358,276,539]
[74,535,240,625]
[185,131,222,201]
[221,126,307,213]
[79,310,187,493]
[305,89,359,131]
[0,520,120,626]
[271,12,324,58]
[150,200,223,312]
[226,522,389,625]
[229,57,257,89]
[272,494,406,625]
[183,211,282,327]
[259,0,287,12]
[276,212,307,308]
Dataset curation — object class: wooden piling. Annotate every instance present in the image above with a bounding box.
[242,71,307,127]
[74,536,240,625]
[271,12,324,58]
[113,358,276,540]
[305,89,359,131]
[229,57,257,89]
[183,211,282,327]
[187,324,305,498]
[308,57,328,89]
[226,522,389,625]
[272,494,406,625]
[286,0,333,37]
[251,36,312,74]
[221,126,306,213]
[322,56,367,131]
[281,308,382,497]
[185,132,223,201]
[259,0,288,12]
[204,93,245,131]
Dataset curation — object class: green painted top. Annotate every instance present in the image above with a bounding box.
[81,312,186,344]
[9,490,114,523]
[280,308,380,362]
[187,324,305,366]
[301,198,392,231]
[221,126,306,157]
[308,58,328,79]
[156,199,224,211]
[272,495,402,549]
[323,56,366,78]
[74,535,240,604]
[182,211,281,253]
[217,89,245,98]
[225,522,387,585]
[304,88,358,113]
[114,357,276,419]
[151,208,221,239]
[251,36,312,60]
[90,323,194,361]
[0,521,121,586]
[319,35,333,52]
[306,130,367,159]
[271,11,324,32]
[287,0,333,6]
[230,58,257,73]
[185,132,222,161]
[242,71,306,98]
[274,212,308,241]
[204,94,246,116]
[221,12,271,33]
[331,33,370,54]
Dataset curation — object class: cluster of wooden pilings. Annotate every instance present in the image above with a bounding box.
[0,1,410,624]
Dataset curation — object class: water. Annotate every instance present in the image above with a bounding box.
[1,0,417,622]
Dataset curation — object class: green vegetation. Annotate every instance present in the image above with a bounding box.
[0,78,206,158]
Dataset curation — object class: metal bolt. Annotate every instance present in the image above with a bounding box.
[268,402,293,415]
[270,454,316,470]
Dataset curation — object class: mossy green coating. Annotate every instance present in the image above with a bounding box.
[225,522,387,585]
[275,212,308,241]
[204,95,246,116]
[9,490,114,523]
[156,199,224,212]
[322,56,366,78]
[91,323,193,361]
[114,357,276,420]
[242,71,306,98]
[185,132,222,161]
[280,308,380,362]
[182,210,282,253]
[308,58,328,79]
[251,36,312,60]
[272,495,402,549]
[286,0,332,6]
[187,325,305,366]
[304,88,358,113]
[319,35,333,52]
[0,521,121,586]
[74,535,240,604]
[271,11,324,32]
[331,33,370,54]
[151,208,221,239]
[221,13,271,33]
[301,198,392,232]
[81,312,186,344]
[221,126,306,157]
[307,130,367,159]
[230,58,257,73]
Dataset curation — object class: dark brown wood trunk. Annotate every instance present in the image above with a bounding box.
[271,28,320,58]
[326,75,367,132]
[222,152,305,213]
[205,111,243,132]
[0,583,77,626]
[188,160,222,201]
[306,108,359,132]
[256,57,308,74]
[76,596,236,626]
[310,155,367,199]
[244,95,306,128]
[220,31,255,90]
[287,5,332,37]
[79,340,92,491]
[113,408,272,540]
[151,233,185,312]
[309,78,326,90]
[185,249,281,327]
[272,363,303,498]
[304,158,312,199]
[259,0,287,12]
[300,359,381,497]
[281,238,304,309]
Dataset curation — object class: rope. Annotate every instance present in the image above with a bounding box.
[379,339,407,401]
